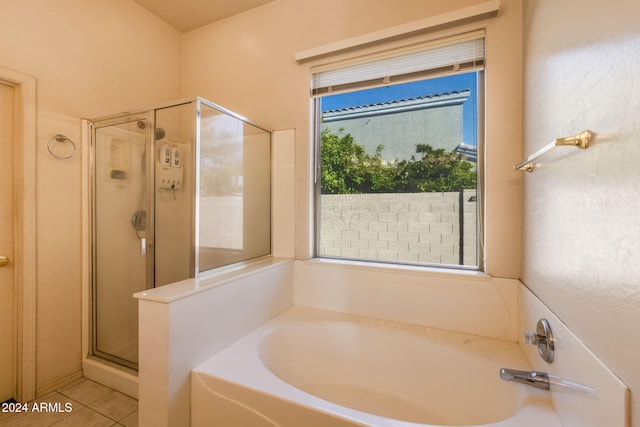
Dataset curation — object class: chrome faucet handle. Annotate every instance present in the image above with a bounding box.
[524,319,555,363]
[500,368,596,394]
[500,368,550,390]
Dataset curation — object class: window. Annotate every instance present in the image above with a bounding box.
[314,32,484,269]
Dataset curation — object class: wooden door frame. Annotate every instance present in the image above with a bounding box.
[1,66,36,403]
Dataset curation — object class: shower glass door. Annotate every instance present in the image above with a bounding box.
[92,115,154,369]
[89,97,271,371]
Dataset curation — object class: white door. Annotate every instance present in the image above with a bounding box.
[0,81,15,402]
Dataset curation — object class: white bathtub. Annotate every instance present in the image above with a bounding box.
[191,306,560,427]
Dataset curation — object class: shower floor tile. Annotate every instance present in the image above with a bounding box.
[0,378,138,427]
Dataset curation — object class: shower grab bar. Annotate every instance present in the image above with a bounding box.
[514,130,592,172]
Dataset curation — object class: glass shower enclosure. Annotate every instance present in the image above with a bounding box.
[89,97,271,369]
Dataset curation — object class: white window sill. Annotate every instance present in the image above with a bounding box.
[304,257,491,281]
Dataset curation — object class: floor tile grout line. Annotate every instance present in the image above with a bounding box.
[47,394,114,426]
[54,389,120,422]
[52,379,138,425]
[86,390,138,422]
[1,379,137,427]
[45,391,102,426]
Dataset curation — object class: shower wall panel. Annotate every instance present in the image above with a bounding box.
[155,104,195,287]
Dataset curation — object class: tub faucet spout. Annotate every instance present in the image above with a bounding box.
[500,368,550,390]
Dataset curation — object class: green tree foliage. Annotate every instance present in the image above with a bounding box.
[320,129,476,194]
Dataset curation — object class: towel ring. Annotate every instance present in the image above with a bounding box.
[47,134,77,160]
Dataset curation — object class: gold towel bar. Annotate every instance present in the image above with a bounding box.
[514,130,592,172]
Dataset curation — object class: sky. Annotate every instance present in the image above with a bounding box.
[320,72,479,147]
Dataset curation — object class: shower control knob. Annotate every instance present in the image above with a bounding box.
[524,319,555,363]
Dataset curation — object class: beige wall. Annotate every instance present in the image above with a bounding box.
[182,0,523,278]
[6,1,636,423]
[0,0,182,393]
[522,1,640,424]
[0,0,530,407]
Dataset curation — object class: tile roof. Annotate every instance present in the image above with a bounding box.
[322,90,471,122]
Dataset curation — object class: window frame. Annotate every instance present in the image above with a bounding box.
[312,67,485,271]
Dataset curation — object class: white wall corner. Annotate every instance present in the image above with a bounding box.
[272,129,296,258]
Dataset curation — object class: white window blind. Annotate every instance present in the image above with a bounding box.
[311,31,484,96]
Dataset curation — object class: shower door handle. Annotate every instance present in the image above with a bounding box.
[140,238,146,255]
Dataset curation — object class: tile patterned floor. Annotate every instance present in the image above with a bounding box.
[0,378,137,426]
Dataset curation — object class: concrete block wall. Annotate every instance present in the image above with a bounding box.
[319,191,477,266]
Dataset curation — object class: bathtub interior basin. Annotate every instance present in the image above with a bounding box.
[192,306,560,427]
[260,320,522,425]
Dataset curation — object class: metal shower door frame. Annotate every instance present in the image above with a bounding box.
[87,111,155,369]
